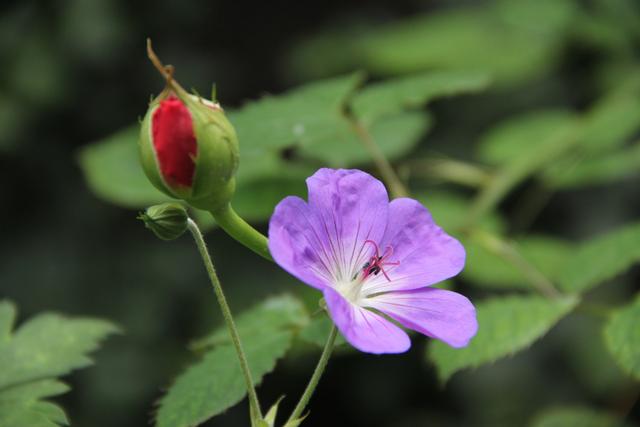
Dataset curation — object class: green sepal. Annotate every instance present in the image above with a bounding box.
[283,413,308,427]
[262,396,285,427]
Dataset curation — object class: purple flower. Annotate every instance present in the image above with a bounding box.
[269,169,478,354]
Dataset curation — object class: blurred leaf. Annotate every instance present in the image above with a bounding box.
[0,301,119,389]
[478,110,576,166]
[604,295,640,380]
[0,380,69,427]
[156,332,291,427]
[351,70,490,125]
[228,73,362,153]
[463,235,573,290]
[416,191,505,233]
[0,301,118,427]
[288,0,574,85]
[558,222,640,293]
[427,295,578,382]
[545,143,640,189]
[298,315,346,348]
[531,406,629,427]
[191,294,309,350]
[78,126,170,208]
[299,111,431,166]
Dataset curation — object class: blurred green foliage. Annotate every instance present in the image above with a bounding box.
[2,0,640,426]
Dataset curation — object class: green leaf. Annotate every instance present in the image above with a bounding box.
[477,110,576,166]
[298,315,347,349]
[298,111,431,166]
[156,295,308,427]
[0,308,119,390]
[287,1,574,85]
[462,235,573,290]
[558,222,640,293]
[0,301,118,427]
[191,294,309,350]
[427,295,578,382]
[78,126,169,208]
[228,73,362,151]
[531,406,629,427]
[604,295,640,380]
[545,142,640,189]
[156,332,292,427]
[416,191,505,233]
[351,70,490,125]
[0,380,69,427]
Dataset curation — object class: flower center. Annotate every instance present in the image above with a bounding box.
[334,240,399,304]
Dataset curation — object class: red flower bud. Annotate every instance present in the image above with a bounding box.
[151,96,197,188]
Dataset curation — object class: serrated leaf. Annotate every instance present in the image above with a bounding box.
[531,406,629,427]
[0,380,69,427]
[604,296,640,380]
[0,302,118,427]
[191,294,309,350]
[351,70,490,125]
[0,309,120,389]
[228,73,362,151]
[558,222,640,293]
[463,235,573,290]
[155,331,292,427]
[427,295,578,382]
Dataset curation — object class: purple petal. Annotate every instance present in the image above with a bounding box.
[306,169,389,279]
[323,287,410,354]
[268,196,334,290]
[366,288,477,348]
[362,198,465,295]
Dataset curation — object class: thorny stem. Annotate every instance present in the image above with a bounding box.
[286,325,338,424]
[209,204,273,262]
[186,219,263,423]
[350,120,409,199]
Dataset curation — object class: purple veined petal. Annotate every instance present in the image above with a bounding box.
[362,198,466,295]
[366,288,478,348]
[323,287,411,354]
[269,196,336,290]
[306,169,389,281]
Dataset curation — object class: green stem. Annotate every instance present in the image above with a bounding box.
[186,219,263,422]
[209,204,273,262]
[286,325,338,424]
[350,120,409,199]
[408,158,492,188]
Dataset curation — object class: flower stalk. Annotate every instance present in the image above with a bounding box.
[286,325,338,425]
[209,204,273,262]
[186,218,263,424]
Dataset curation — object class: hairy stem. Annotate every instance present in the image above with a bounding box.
[186,218,263,423]
[209,204,273,261]
[287,325,338,424]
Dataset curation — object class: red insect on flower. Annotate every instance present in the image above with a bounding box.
[361,240,400,282]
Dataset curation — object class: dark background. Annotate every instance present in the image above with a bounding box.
[1,0,639,426]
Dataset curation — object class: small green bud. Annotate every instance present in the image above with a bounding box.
[138,203,189,241]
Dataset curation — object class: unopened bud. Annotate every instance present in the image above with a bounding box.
[139,50,239,211]
[138,203,189,241]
